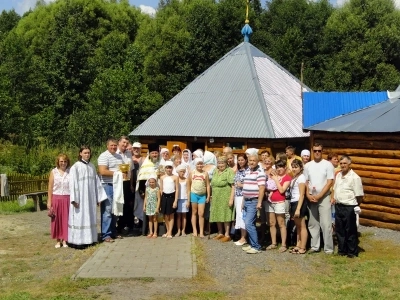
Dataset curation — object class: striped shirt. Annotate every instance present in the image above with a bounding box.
[98,150,123,184]
[242,167,266,199]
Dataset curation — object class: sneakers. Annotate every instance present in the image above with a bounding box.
[246,248,261,254]
[242,245,252,251]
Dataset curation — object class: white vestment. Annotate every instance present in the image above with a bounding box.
[68,161,107,245]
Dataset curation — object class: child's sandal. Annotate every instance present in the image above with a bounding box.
[147,233,153,238]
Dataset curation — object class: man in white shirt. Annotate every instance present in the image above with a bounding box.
[98,138,123,242]
[304,143,335,254]
[116,136,135,234]
[332,155,364,258]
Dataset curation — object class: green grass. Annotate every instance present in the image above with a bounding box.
[0,199,36,214]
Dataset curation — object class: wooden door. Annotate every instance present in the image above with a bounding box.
[167,141,187,154]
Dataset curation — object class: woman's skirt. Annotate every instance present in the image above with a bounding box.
[234,196,245,229]
[51,194,70,240]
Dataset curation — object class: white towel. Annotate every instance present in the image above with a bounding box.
[112,171,124,216]
[1,174,10,197]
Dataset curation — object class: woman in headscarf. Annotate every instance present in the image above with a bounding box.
[300,149,310,165]
[210,156,235,242]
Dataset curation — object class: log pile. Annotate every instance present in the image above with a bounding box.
[314,132,400,231]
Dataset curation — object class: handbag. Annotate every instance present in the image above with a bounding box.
[285,176,299,201]
[47,207,56,218]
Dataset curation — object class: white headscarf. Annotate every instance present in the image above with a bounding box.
[192,150,203,159]
[301,149,311,157]
[182,149,192,167]
[203,150,217,166]
[145,174,158,187]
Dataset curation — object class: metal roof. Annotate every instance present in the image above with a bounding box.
[303,92,388,128]
[305,97,400,132]
[130,42,310,138]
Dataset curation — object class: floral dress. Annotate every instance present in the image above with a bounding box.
[210,168,235,222]
[145,186,159,216]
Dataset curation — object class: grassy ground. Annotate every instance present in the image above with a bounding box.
[0,199,36,214]
[0,208,399,300]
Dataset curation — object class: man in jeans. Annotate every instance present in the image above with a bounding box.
[98,138,124,242]
[241,154,266,254]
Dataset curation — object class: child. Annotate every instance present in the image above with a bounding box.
[187,158,210,238]
[175,164,189,237]
[266,173,278,200]
[143,175,160,238]
[159,161,179,239]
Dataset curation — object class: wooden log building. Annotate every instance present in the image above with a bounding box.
[130,26,310,156]
[304,91,400,231]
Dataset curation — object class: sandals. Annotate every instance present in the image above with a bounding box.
[266,244,277,250]
[289,247,299,254]
[152,234,158,238]
[147,233,153,238]
[174,232,181,237]
[279,246,288,253]
[104,238,114,243]
[167,235,173,239]
[295,248,306,254]
[55,243,61,249]
[162,234,167,238]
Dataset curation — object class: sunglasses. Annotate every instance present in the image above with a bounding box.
[313,150,322,153]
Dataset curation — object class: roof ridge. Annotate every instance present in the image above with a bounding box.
[244,42,275,138]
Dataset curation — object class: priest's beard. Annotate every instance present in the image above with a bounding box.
[150,156,159,164]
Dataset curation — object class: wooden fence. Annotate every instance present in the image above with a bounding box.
[0,173,49,202]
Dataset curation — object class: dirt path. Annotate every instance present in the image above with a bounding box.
[1,211,399,300]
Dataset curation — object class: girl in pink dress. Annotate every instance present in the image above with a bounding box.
[47,154,71,248]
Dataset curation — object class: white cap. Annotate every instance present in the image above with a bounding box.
[132,142,141,148]
[245,148,259,156]
[160,148,169,154]
[301,149,311,157]
[164,160,173,167]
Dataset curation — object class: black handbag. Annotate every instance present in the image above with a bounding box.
[285,176,299,201]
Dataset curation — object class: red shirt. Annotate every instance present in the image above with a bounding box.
[270,174,292,203]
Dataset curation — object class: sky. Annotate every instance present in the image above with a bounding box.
[0,0,399,16]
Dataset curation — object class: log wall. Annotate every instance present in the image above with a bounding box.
[313,131,400,231]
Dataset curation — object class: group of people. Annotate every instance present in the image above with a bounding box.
[47,138,364,258]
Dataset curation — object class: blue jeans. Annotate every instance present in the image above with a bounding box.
[244,199,261,250]
[101,184,117,240]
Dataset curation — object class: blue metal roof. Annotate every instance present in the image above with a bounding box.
[303,92,388,128]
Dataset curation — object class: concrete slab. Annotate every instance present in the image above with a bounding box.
[73,235,196,279]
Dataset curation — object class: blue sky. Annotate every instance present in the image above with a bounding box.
[0,0,159,15]
[0,0,343,15]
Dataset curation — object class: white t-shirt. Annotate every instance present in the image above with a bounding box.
[290,174,306,203]
[303,159,334,196]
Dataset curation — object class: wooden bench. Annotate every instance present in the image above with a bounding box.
[24,191,47,212]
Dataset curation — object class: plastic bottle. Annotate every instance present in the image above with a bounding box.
[134,217,139,224]
[311,186,317,196]
[331,205,336,224]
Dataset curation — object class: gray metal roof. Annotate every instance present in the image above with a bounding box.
[130,42,310,138]
[306,97,400,132]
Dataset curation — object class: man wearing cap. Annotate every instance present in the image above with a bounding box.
[98,138,124,242]
[301,149,311,165]
[131,142,144,167]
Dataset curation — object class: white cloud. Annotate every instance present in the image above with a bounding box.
[139,4,156,17]
[336,0,400,8]
[16,0,56,15]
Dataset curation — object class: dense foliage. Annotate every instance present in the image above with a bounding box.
[1,0,400,153]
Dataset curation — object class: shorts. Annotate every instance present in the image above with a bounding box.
[290,201,308,218]
[160,192,176,215]
[267,201,286,214]
[190,192,206,204]
[177,199,189,213]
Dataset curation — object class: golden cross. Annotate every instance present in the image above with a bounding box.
[245,0,250,24]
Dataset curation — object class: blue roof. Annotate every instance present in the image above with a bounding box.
[303,92,388,128]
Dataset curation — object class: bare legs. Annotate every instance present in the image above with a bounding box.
[175,213,187,236]
[216,222,231,237]
[148,215,158,236]
[164,213,174,237]
[294,217,308,251]
[269,212,287,248]
[191,203,205,237]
